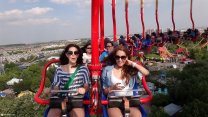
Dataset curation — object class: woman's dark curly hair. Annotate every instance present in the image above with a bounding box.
[81,41,91,53]
[59,44,83,65]
[105,45,138,84]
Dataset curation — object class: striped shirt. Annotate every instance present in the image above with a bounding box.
[52,65,91,90]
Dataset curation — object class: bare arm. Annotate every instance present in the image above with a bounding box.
[78,84,89,94]
[127,60,149,76]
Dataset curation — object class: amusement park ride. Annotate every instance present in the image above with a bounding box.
[34,0,201,116]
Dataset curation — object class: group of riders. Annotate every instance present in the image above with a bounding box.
[45,36,150,117]
[45,27,208,117]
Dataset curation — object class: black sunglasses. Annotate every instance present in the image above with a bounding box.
[115,55,127,60]
[106,45,113,48]
[66,51,79,55]
[86,47,92,49]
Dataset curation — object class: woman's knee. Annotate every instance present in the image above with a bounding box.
[70,108,85,117]
[107,108,123,117]
[130,107,142,117]
[47,108,61,117]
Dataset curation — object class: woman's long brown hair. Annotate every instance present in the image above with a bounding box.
[104,45,138,84]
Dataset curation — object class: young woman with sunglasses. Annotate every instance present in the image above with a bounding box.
[82,42,92,65]
[101,45,149,117]
[48,44,90,117]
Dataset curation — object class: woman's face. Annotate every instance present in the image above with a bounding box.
[115,50,127,67]
[86,45,92,54]
[66,47,79,64]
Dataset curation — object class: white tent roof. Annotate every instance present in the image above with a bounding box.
[6,78,23,85]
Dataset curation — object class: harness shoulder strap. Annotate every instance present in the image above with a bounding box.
[64,65,81,90]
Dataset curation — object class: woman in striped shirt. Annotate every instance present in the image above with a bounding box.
[48,44,90,117]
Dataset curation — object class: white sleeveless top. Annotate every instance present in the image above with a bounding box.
[82,53,91,64]
[110,71,133,96]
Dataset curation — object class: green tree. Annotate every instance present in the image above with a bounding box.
[0,95,47,117]
[181,99,208,117]
[148,105,169,117]
[151,94,171,107]
[0,75,8,90]
[13,78,32,94]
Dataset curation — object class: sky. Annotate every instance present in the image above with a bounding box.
[0,0,208,45]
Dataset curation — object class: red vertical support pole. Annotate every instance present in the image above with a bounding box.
[155,0,160,35]
[125,0,130,41]
[171,0,176,32]
[190,0,195,30]
[91,0,99,65]
[100,0,104,52]
[112,0,117,42]
[89,0,102,115]
[140,0,145,39]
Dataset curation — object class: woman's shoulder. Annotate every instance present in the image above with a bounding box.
[103,65,114,71]
[79,65,89,71]
[56,66,63,71]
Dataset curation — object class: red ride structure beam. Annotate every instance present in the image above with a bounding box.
[112,0,117,42]
[91,0,100,65]
[100,0,104,52]
[140,0,145,39]
[190,0,195,30]
[125,0,130,41]
[89,0,102,114]
[34,59,59,105]
[155,0,160,35]
[171,0,176,32]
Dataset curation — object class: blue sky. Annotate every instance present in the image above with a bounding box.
[0,0,208,45]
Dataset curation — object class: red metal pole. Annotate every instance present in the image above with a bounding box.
[155,0,160,35]
[100,0,104,52]
[190,0,195,30]
[89,0,102,114]
[112,0,117,42]
[140,0,145,39]
[91,0,100,64]
[125,0,130,41]
[171,0,176,32]
[34,59,60,105]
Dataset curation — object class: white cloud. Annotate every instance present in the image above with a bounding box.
[50,0,91,7]
[24,0,39,3]
[0,9,23,16]
[25,7,53,15]
[0,7,56,25]
[50,0,73,4]
[8,18,59,25]
[8,0,39,3]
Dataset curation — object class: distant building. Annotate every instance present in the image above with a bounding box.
[164,103,182,116]
[0,91,6,97]
[6,78,23,85]
[147,82,155,94]
[17,90,34,98]
[18,64,29,70]
[2,88,14,95]
[0,65,4,75]
[157,88,168,95]
[47,56,59,61]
